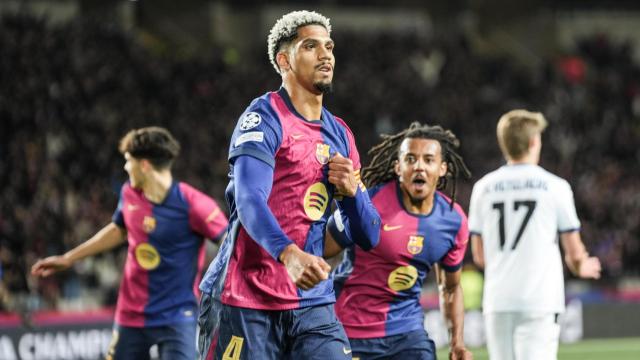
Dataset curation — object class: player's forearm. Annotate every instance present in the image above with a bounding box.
[337,189,380,250]
[560,231,588,276]
[440,283,466,347]
[470,235,485,269]
[565,253,586,276]
[64,223,125,263]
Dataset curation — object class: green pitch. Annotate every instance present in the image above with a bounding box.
[436,337,640,359]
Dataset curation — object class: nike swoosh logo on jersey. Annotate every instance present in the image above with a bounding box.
[383,224,403,231]
[127,204,139,211]
[291,134,305,140]
[343,347,352,355]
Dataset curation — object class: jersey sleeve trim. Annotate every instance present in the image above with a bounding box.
[470,230,482,236]
[111,183,127,228]
[558,227,580,234]
[229,147,275,168]
[441,262,463,273]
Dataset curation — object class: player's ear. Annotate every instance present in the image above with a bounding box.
[439,160,447,177]
[276,51,290,72]
[140,159,153,173]
[394,159,400,176]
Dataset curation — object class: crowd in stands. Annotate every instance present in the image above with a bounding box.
[1,13,639,312]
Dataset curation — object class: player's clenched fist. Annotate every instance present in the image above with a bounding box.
[449,345,473,360]
[279,244,331,290]
[328,153,358,197]
[579,256,602,279]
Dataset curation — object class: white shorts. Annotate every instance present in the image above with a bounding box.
[485,312,560,360]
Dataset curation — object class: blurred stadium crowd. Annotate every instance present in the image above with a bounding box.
[1,13,639,312]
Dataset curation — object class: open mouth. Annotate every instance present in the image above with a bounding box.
[411,178,427,190]
[317,64,332,73]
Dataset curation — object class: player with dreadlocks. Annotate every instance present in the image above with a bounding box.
[325,122,474,360]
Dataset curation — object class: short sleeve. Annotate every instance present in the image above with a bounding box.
[228,102,282,168]
[556,180,581,232]
[180,183,229,242]
[467,181,484,236]
[440,206,470,272]
[111,185,125,228]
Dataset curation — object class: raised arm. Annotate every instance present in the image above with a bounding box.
[31,222,126,277]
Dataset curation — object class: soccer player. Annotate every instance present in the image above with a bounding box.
[468,110,602,360]
[31,127,228,360]
[325,123,474,360]
[197,10,380,360]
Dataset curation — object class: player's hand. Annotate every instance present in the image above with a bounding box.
[31,256,73,278]
[579,256,602,279]
[449,345,473,360]
[328,153,358,197]
[279,244,331,290]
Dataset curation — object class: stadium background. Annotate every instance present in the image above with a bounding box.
[0,0,639,359]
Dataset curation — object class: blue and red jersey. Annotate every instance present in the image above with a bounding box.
[112,181,228,327]
[199,88,361,310]
[334,180,468,338]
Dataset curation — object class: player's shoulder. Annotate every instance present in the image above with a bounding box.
[177,182,215,205]
[239,91,281,129]
[532,166,572,190]
[329,114,356,138]
[435,191,467,218]
[177,181,202,196]
[472,168,501,192]
[368,181,393,200]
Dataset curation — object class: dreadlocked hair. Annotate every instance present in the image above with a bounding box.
[361,122,471,208]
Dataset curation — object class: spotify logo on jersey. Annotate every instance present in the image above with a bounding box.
[135,243,161,270]
[304,182,329,221]
[388,265,418,291]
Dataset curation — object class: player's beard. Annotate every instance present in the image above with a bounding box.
[314,81,333,94]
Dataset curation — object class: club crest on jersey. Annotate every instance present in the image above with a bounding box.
[239,112,261,131]
[143,216,156,233]
[407,235,424,254]
[315,143,331,164]
[304,182,329,221]
[135,243,161,270]
[388,265,418,291]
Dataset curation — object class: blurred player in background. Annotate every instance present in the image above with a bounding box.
[197,10,381,360]
[468,110,601,360]
[31,126,228,360]
[325,123,473,360]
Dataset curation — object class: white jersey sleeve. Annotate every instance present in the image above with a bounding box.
[555,179,580,232]
[468,179,485,235]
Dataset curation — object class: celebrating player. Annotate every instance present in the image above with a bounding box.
[326,122,473,360]
[197,10,381,360]
[31,127,228,360]
[468,110,601,360]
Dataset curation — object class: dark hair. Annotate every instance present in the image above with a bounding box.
[118,126,180,170]
[361,122,471,207]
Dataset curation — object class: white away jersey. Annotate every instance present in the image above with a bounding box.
[468,164,580,313]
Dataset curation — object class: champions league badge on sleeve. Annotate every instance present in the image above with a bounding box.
[239,112,262,131]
